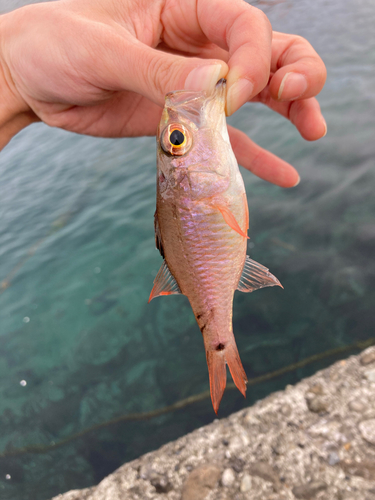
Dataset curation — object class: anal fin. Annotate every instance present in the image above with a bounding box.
[148,260,182,303]
[237,255,283,293]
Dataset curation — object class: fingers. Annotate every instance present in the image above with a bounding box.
[247,31,327,140]
[76,27,229,108]
[268,32,327,102]
[228,126,300,188]
[288,97,326,140]
[192,30,327,138]
[197,0,272,115]
[4,4,229,109]
[253,86,326,140]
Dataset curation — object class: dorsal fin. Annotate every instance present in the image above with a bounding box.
[148,260,182,303]
[154,211,164,258]
[237,256,283,293]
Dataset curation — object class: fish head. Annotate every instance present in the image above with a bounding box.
[157,79,235,200]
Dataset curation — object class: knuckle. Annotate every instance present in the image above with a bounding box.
[147,55,175,98]
[256,8,272,33]
[247,5,272,35]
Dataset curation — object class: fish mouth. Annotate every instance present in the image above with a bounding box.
[165,78,226,107]
[163,78,227,132]
[215,78,226,95]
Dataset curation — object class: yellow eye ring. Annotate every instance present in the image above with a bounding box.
[160,124,192,156]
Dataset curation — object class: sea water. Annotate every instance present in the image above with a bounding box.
[0,0,374,498]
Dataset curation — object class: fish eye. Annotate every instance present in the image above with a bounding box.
[169,129,186,147]
[161,124,192,156]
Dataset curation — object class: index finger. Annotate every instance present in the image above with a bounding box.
[197,0,272,115]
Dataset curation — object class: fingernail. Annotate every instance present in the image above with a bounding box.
[226,78,254,116]
[293,175,301,187]
[322,118,327,137]
[278,72,307,101]
[184,64,224,91]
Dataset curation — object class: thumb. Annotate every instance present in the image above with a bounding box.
[93,33,228,106]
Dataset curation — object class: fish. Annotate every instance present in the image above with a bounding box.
[149,78,282,413]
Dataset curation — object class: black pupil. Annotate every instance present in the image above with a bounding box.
[170,129,185,146]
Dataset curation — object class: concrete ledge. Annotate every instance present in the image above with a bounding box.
[52,346,375,500]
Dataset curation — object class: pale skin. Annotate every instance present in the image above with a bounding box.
[0,0,327,188]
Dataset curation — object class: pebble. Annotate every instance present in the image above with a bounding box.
[359,419,375,445]
[181,464,221,500]
[306,396,329,413]
[308,383,324,395]
[243,412,260,427]
[348,400,365,412]
[305,385,330,413]
[240,474,252,492]
[150,475,173,493]
[360,349,375,365]
[228,436,244,451]
[363,369,375,382]
[221,468,235,487]
[138,464,155,480]
[228,456,245,473]
[340,459,375,480]
[248,462,278,486]
[292,481,327,499]
[280,404,292,416]
[328,451,340,466]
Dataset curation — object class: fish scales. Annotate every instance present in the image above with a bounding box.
[158,201,243,326]
[150,79,282,413]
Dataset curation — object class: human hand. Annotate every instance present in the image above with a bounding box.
[0,0,326,187]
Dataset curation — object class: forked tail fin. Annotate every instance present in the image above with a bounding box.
[206,341,247,414]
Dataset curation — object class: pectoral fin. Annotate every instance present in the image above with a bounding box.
[237,256,283,293]
[154,211,164,258]
[148,260,182,303]
[215,205,249,239]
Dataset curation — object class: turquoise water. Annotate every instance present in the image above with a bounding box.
[1,0,375,498]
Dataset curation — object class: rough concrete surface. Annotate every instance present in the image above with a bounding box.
[52,347,375,500]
